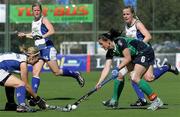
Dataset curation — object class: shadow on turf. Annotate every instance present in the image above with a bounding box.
[105,106,168,110]
[45,97,75,101]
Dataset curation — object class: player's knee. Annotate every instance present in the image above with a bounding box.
[144,74,154,82]
[130,72,140,83]
[16,81,25,88]
[32,71,41,77]
[53,71,61,76]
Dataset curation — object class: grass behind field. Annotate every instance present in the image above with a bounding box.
[0,72,180,117]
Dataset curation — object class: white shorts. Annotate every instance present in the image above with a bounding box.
[0,69,10,85]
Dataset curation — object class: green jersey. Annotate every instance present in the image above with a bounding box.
[106,36,150,59]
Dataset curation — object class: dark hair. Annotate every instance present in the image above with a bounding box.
[98,28,122,41]
[32,2,42,11]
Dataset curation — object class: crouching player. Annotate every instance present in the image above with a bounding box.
[0,46,47,112]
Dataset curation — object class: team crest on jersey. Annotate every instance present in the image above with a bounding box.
[118,40,123,46]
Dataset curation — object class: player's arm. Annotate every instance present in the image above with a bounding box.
[20,62,37,98]
[118,48,131,70]
[42,17,55,38]
[136,21,152,43]
[96,59,112,87]
[18,32,33,39]
[116,39,131,70]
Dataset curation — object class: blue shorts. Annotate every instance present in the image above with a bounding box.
[40,46,57,61]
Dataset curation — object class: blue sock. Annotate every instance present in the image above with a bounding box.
[153,65,169,80]
[32,77,40,93]
[62,69,77,78]
[16,86,26,105]
[131,81,146,100]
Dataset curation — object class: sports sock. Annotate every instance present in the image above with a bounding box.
[62,68,77,78]
[138,79,153,96]
[5,87,15,103]
[131,81,146,100]
[32,77,40,93]
[16,86,26,105]
[153,65,169,80]
[112,78,124,101]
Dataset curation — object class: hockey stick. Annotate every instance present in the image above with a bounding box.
[46,104,71,112]
[63,75,116,111]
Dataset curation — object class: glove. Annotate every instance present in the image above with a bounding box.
[26,93,36,106]
[111,67,120,78]
[33,35,43,40]
[35,96,47,109]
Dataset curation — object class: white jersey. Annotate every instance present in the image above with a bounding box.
[32,16,54,50]
[0,53,27,72]
[125,20,144,41]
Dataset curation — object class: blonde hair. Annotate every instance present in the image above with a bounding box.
[124,5,139,20]
[19,45,40,56]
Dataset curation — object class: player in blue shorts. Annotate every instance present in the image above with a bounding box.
[96,30,163,111]
[0,46,47,112]
[102,6,179,108]
[124,6,178,106]
[17,2,85,106]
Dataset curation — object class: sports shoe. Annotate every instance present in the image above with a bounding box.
[147,97,163,111]
[74,72,85,87]
[16,104,37,112]
[164,62,179,75]
[130,98,148,106]
[4,102,17,111]
[102,99,118,109]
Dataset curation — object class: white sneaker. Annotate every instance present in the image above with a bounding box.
[147,97,163,111]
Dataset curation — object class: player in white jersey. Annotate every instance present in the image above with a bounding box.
[18,2,85,106]
[0,46,47,112]
[102,6,178,108]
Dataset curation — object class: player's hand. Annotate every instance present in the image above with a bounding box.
[95,82,102,90]
[35,96,47,109]
[111,67,120,78]
[33,35,43,40]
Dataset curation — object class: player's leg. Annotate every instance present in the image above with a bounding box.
[132,64,163,111]
[27,59,44,106]
[130,66,154,106]
[165,62,179,75]
[31,59,44,93]
[152,62,179,80]
[102,78,124,108]
[47,60,85,87]
[4,87,17,111]
[43,47,85,87]
[2,73,35,112]
[102,67,127,108]
[130,62,179,106]
[130,80,148,106]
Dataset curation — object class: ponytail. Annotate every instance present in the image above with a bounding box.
[19,45,40,57]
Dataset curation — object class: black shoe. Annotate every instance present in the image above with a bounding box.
[16,104,37,112]
[74,72,85,87]
[102,99,118,109]
[4,102,17,111]
[27,97,37,106]
[165,63,179,75]
[130,99,148,106]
